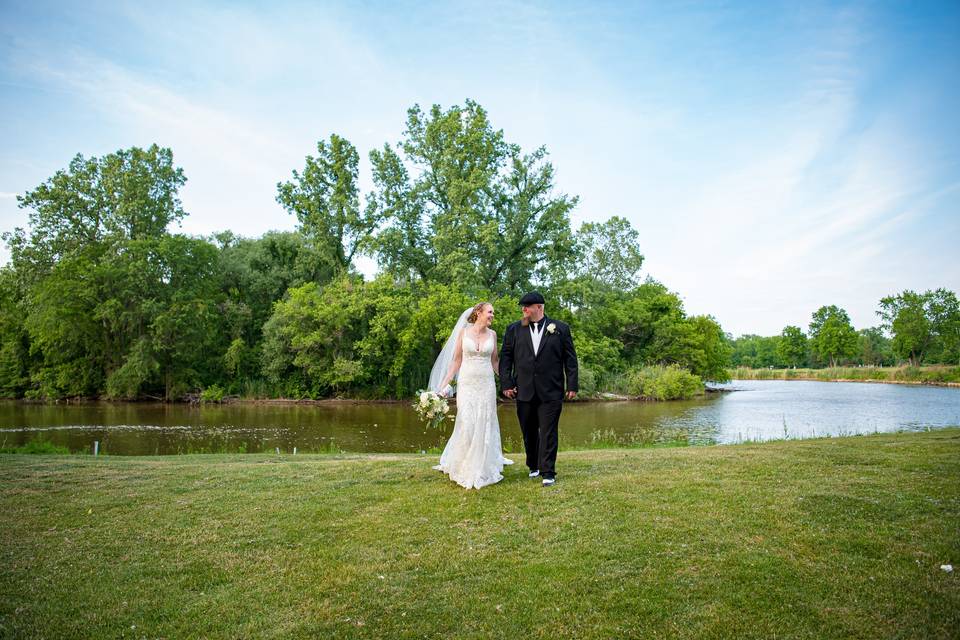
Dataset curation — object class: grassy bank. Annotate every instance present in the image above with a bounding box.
[730,365,960,386]
[2,430,958,639]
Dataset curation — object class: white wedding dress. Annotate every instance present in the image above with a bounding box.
[433,329,513,489]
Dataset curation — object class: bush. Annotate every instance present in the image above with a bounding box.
[199,384,226,403]
[625,364,703,400]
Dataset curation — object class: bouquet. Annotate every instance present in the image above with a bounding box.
[413,389,451,430]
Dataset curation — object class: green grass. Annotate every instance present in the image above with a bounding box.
[1,430,958,639]
[0,438,72,455]
[730,365,960,385]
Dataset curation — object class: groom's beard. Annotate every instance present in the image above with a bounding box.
[521,317,529,327]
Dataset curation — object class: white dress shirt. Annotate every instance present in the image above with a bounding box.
[530,320,544,356]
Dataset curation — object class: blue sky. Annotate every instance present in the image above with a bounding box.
[1,1,958,336]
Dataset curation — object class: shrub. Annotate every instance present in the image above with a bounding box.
[625,364,704,400]
[199,384,226,403]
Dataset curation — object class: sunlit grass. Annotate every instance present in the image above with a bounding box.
[1,429,958,639]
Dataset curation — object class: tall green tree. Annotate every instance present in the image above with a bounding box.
[369,100,577,293]
[878,288,960,365]
[277,134,378,274]
[777,326,807,368]
[572,216,645,289]
[6,145,227,400]
[809,305,858,367]
[878,290,932,366]
[9,145,186,277]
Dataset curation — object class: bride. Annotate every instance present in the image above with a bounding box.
[430,302,513,489]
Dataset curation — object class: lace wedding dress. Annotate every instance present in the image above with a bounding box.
[433,329,513,489]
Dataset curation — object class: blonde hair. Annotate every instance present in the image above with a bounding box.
[467,302,491,324]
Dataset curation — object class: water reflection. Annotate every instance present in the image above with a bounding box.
[1,380,957,454]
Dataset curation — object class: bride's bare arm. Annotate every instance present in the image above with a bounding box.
[490,330,499,372]
[439,328,464,391]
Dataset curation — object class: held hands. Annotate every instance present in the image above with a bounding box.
[501,388,576,399]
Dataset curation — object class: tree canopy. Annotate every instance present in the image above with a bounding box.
[11,100,952,401]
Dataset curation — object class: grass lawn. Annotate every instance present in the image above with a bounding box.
[1,430,958,639]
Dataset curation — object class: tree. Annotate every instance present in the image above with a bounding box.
[369,100,578,293]
[146,235,223,400]
[777,326,807,368]
[276,134,378,274]
[809,305,858,367]
[683,315,732,382]
[10,145,186,277]
[730,334,781,368]
[215,230,335,382]
[857,327,893,366]
[6,145,230,400]
[261,276,371,397]
[571,216,645,290]
[0,267,31,397]
[926,288,960,365]
[878,291,932,366]
[878,288,960,365]
[576,281,731,381]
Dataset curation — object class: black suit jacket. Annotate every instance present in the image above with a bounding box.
[499,317,578,402]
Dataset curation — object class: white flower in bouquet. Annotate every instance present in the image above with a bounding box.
[412,389,451,429]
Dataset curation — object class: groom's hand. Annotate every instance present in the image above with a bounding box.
[565,391,577,400]
[503,388,517,399]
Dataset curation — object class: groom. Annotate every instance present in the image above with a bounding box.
[499,292,578,486]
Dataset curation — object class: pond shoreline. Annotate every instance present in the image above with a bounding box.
[730,377,960,389]
[12,375,960,408]
[728,365,960,388]
[3,392,693,407]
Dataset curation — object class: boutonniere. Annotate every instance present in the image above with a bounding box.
[546,323,557,334]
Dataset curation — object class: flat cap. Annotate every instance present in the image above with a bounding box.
[519,291,546,306]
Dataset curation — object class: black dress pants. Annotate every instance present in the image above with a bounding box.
[516,394,563,479]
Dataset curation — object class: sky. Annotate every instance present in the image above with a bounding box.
[1,0,958,336]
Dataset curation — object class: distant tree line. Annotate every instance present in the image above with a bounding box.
[0,100,730,401]
[730,292,960,369]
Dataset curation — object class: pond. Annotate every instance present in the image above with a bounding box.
[1,380,958,455]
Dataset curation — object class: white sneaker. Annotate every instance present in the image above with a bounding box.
[528,470,540,478]
[542,478,556,486]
